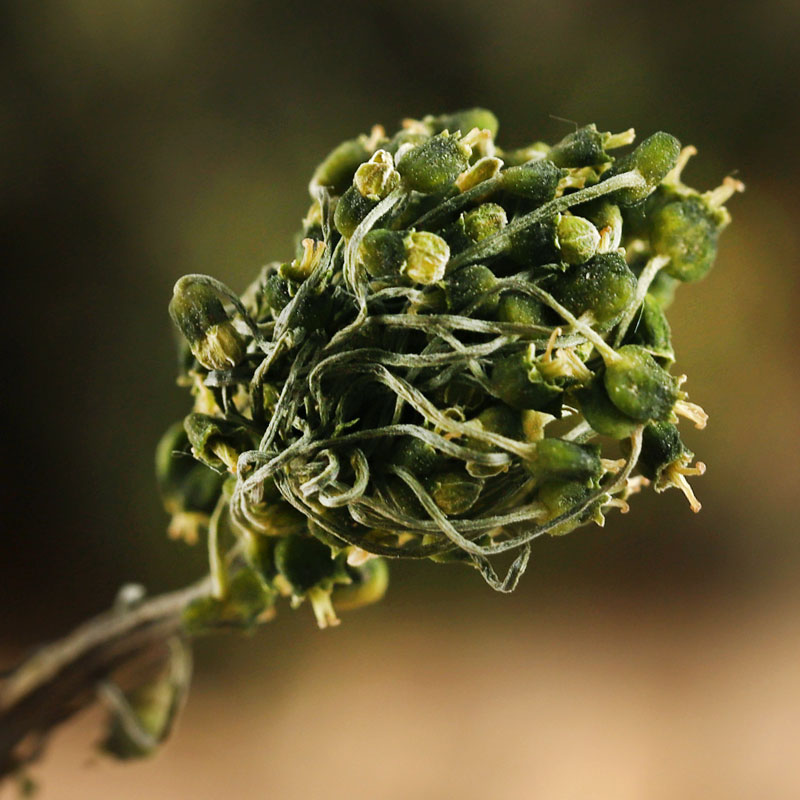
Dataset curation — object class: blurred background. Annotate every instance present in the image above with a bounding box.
[2,1,799,797]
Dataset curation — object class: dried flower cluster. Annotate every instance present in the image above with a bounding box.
[160,109,741,630]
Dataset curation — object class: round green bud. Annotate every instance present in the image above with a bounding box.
[384,129,428,157]
[402,231,450,284]
[427,470,484,515]
[274,534,338,595]
[463,203,507,242]
[649,195,729,282]
[396,132,472,194]
[548,124,612,168]
[471,404,525,442]
[501,159,565,204]
[311,137,372,195]
[621,293,673,361]
[263,274,292,318]
[526,439,603,483]
[603,345,678,422]
[603,132,681,205]
[169,278,245,371]
[550,251,637,326]
[358,229,406,279]
[490,346,562,411]
[575,374,639,439]
[497,291,551,326]
[390,437,442,477]
[354,149,401,201]
[155,421,196,503]
[427,108,500,139]
[556,214,601,265]
[334,185,378,239]
[332,557,390,611]
[443,264,498,313]
[537,480,599,536]
[183,412,253,473]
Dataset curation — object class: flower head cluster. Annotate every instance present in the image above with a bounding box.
[160,109,740,628]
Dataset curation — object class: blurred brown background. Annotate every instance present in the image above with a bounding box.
[2,1,799,797]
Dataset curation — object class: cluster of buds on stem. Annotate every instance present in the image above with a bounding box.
[160,109,740,631]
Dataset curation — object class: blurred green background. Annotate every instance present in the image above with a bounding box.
[2,1,799,797]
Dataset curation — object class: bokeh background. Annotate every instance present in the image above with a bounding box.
[2,1,799,797]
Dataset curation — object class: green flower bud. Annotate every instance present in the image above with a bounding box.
[490,345,562,411]
[603,345,678,422]
[621,293,674,361]
[331,557,390,611]
[556,214,601,265]
[263,273,292,318]
[501,159,565,203]
[471,404,525,442]
[443,264,498,313]
[526,439,602,483]
[550,251,637,327]
[497,291,551,326]
[310,130,380,195]
[182,567,275,635]
[402,230,450,284]
[647,269,679,309]
[537,480,601,536]
[274,534,349,628]
[648,177,742,282]
[334,185,378,239]
[575,374,639,440]
[354,149,401,201]
[169,277,245,371]
[548,124,636,168]
[633,421,706,512]
[427,470,483,515]
[279,238,326,283]
[426,108,500,139]
[183,412,253,473]
[602,132,681,205]
[390,437,443,477]
[463,203,507,242]
[358,229,406,279]
[396,131,472,194]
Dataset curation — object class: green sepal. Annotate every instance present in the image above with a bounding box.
[602,132,681,205]
[359,228,406,278]
[331,558,390,611]
[311,137,372,195]
[621,293,674,362]
[490,347,563,411]
[443,264,498,313]
[526,439,603,483]
[500,159,564,204]
[334,185,378,238]
[183,412,254,472]
[575,374,640,439]
[548,124,614,168]
[426,470,484,515]
[396,131,471,194]
[426,108,499,139]
[537,480,602,536]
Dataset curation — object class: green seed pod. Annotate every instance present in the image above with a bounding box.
[331,557,390,611]
[603,132,681,205]
[334,185,378,239]
[427,108,500,139]
[556,214,601,265]
[526,439,602,483]
[649,194,730,282]
[501,159,565,204]
[550,251,637,326]
[575,374,639,439]
[358,229,406,279]
[463,203,507,242]
[182,567,275,636]
[490,346,562,411]
[311,137,372,196]
[443,264,498,313]
[622,293,674,361]
[603,345,678,422]
[537,480,599,536]
[626,421,706,512]
[354,149,401,201]
[169,277,245,371]
[427,470,484,515]
[402,230,450,284]
[183,412,253,473]
[396,132,472,194]
[497,291,551,326]
[390,437,443,477]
